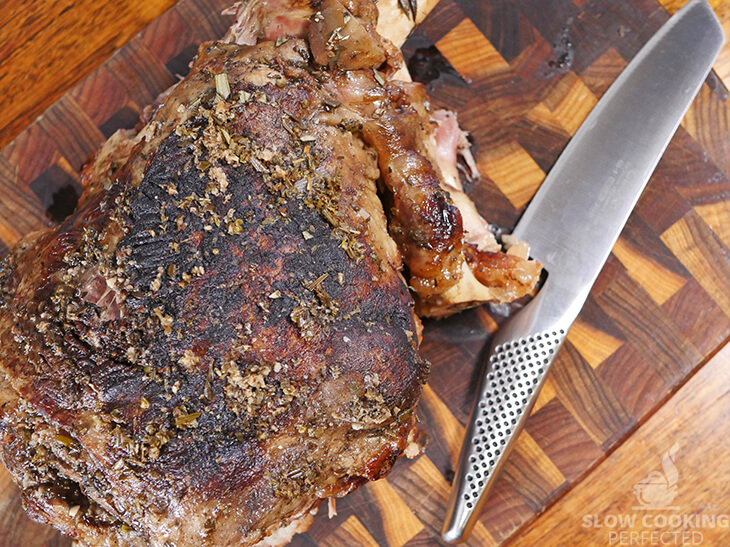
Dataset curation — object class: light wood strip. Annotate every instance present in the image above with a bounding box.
[0,0,177,149]
[408,456,499,547]
[511,430,566,493]
[661,210,730,318]
[479,142,546,209]
[436,18,510,81]
[656,0,726,13]
[333,516,380,547]
[611,237,687,305]
[694,201,730,249]
[526,102,568,135]
[531,375,557,414]
[567,319,624,370]
[544,72,598,135]
[366,480,423,547]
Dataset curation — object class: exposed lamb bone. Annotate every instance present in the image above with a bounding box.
[0,1,540,547]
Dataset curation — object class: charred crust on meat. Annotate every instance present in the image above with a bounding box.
[0,33,427,547]
[0,1,541,543]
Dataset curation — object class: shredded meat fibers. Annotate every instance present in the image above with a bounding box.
[0,0,540,545]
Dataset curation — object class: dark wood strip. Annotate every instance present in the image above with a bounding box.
[404,528,448,546]
[336,488,389,547]
[140,6,197,67]
[176,0,234,43]
[661,209,730,318]
[500,440,567,512]
[651,126,730,216]
[575,296,627,345]
[596,268,702,384]
[620,214,690,279]
[106,40,177,109]
[549,342,635,447]
[457,0,538,63]
[388,457,494,547]
[69,65,132,128]
[595,342,668,418]
[412,0,466,45]
[511,111,570,174]
[635,172,693,235]
[0,155,52,245]
[473,72,542,127]
[464,165,523,229]
[510,0,581,55]
[1,124,59,185]
[525,397,605,481]
[578,0,665,72]
[37,96,105,170]
[0,469,72,547]
[479,475,534,543]
[319,516,377,547]
[661,278,730,356]
[683,85,730,179]
[612,1,669,63]
[421,307,493,422]
[299,497,356,545]
[416,386,463,477]
[580,47,627,97]
[510,341,730,547]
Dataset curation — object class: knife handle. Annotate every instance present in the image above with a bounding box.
[442,301,571,543]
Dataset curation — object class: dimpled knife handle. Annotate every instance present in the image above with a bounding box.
[441,326,568,544]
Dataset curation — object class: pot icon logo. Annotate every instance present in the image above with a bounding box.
[632,442,680,510]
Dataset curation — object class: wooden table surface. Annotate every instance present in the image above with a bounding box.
[0,0,729,546]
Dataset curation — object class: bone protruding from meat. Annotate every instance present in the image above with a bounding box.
[223,0,313,45]
[0,1,542,546]
[430,109,499,253]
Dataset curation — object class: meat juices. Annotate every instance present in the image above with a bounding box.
[0,1,540,546]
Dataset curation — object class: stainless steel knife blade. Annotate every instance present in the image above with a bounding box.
[441,0,724,543]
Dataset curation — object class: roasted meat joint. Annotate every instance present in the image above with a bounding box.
[0,0,540,545]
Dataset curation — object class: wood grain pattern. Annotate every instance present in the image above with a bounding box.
[0,0,729,546]
[0,0,178,149]
[512,342,730,547]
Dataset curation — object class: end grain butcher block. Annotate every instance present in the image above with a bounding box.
[0,0,729,545]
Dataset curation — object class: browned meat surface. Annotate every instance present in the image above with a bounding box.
[0,36,426,547]
[0,0,541,545]
[224,0,542,317]
[318,71,541,316]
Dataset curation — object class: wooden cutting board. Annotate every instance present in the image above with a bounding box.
[0,0,729,546]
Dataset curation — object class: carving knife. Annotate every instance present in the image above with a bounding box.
[441,0,724,542]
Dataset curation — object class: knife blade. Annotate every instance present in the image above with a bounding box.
[441,0,724,543]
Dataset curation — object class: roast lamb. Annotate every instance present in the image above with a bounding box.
[0,0,540,545]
